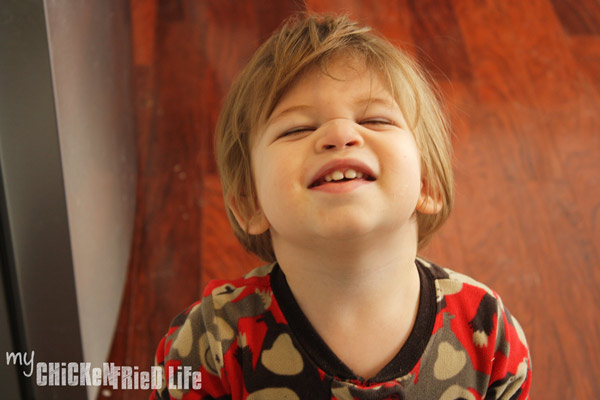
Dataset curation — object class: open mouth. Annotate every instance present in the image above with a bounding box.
[308,167,376,188]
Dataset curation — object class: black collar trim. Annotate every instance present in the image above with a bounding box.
[270,259,437,383]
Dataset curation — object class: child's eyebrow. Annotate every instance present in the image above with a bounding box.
[354,97,396,110]
[267,105,313,125]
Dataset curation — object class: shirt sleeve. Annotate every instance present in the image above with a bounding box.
[149,300,233,400]
[484,294,532,399]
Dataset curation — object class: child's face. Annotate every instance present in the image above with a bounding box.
[245,57,426,247]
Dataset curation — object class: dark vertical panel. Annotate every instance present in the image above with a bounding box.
[0,0,86,398]
[0,253,21,399]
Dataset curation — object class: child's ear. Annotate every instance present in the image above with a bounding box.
[227,195,270,235]
[416,181,443,215]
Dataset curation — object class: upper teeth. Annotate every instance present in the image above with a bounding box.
[324,169,364,182]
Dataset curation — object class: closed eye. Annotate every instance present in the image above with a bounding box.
[360,118,393,126]
[279,127,314,138]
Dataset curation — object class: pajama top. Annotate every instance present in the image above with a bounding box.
[150,258,531,399]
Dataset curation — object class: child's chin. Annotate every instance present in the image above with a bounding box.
[313,217,377,241]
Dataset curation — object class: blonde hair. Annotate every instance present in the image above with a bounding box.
[215,13,454,262]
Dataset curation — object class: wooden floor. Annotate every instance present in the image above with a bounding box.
[101,0,600,398]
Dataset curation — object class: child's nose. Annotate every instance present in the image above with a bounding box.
[315,119,364,152]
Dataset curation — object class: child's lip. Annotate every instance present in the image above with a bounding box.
[307,158,377,188]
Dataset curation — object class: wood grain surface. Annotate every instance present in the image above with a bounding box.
[100,1,600,398]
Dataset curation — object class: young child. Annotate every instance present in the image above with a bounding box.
[151,14,531,400]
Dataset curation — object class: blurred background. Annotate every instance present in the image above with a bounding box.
[0,0,598,399]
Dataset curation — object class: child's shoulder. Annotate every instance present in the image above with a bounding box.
[201,262,276,298]
[155,263,279,381]
[418,256,502,303]
[176,262,278,329]
[419,256,530,349]
[165,263,276,330]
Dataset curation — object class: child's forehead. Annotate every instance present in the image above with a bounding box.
[269,59,397,119]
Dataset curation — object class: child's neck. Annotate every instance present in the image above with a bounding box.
[271,224,421,379]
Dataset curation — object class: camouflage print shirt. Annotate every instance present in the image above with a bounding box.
[150,258,531,399]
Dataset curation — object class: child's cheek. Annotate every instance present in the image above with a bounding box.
[252,150,294,221]
[379,139,422,204]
